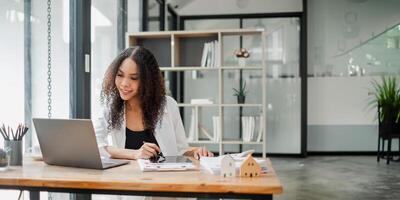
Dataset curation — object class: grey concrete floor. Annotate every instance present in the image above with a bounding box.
[270,156,400,200]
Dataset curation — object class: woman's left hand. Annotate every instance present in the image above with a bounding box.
[193,147,214,159]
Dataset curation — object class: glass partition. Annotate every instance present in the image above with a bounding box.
[338,24,400,76]
[308,0,400,77]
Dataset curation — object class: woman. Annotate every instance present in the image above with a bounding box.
[94,46,213,160]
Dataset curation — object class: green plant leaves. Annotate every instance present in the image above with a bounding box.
[368,76,400,123]
[232,81,249,97]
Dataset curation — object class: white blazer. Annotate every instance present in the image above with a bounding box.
[94,96,189,157]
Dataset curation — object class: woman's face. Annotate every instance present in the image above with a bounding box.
[115,58,140,101]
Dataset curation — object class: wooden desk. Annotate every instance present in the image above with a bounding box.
[0,157,282,200]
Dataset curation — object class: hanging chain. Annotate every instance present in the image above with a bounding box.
[47,0,52,119]
[46,2,54,200]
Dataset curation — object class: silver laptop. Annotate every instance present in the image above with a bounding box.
[33,118,129,169]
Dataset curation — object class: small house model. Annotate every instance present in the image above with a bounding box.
[239,155,261,177]
[220,154,235,177]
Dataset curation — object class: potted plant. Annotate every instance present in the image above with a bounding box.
[368,76,400,132]
[233,81,248,104]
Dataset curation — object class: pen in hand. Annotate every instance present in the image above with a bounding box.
[142,141,161,158]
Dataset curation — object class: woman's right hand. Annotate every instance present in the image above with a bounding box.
[133,142,160,159]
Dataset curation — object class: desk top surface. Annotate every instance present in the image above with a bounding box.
[0,157,282,195]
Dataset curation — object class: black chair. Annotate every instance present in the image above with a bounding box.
[377,106,400,164]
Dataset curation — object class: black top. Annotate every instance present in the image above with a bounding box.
[125,127,159,150]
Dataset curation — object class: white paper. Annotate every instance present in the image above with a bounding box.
[138,159,196,172]
[200,155,268,175]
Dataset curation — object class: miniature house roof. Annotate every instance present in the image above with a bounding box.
[221,154,234,162]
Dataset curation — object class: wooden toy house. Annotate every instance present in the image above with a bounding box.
[239,155,261,177]
[220,154,235,177]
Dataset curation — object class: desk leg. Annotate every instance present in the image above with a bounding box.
[29,191,40,200]
[70,193,92,200]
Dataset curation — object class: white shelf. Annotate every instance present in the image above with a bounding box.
[159,66,263,71]
[128,29,267,158]
[178,104,219,107]
[126,28,264,38]
[189,140,263,145]
[221,104,263,107]
[160,67,219,71]
[189,141,219,144]
[220,66,263,70]
[178,103,263,107]
[222,141,263,145]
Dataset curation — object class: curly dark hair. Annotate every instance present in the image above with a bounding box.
[101,46,166,132]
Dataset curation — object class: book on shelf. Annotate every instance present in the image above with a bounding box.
[241,114,263,142]
[200,43,209,67]
[241,116,255,142]
[256,114,264,142]
[200,40,219,68]
[188,108,196,141]
[210,41,215,68]
[214,41,220,67]
[212,116,221,142]
[199,125,213,141]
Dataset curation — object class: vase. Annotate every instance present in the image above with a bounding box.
[238,58,246,68]
[237,95,246,104]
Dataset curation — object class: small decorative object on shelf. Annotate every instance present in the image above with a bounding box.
[0,123,29,166]
[234,48,250,67]
[233,81,248,104]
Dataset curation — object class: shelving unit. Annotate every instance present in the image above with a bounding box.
[127,29,267,157]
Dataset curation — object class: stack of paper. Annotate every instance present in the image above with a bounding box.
[200,155,268,175]
[137,159,196,172]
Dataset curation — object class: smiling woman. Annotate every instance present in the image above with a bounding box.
[94,46,214,161]
[101,47,166,134]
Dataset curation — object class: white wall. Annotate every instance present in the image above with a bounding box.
[170,0,302,16]
[308,77,376,125]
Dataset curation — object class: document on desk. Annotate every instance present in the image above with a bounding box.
[200,156,268,175]
[137,159,197,172]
